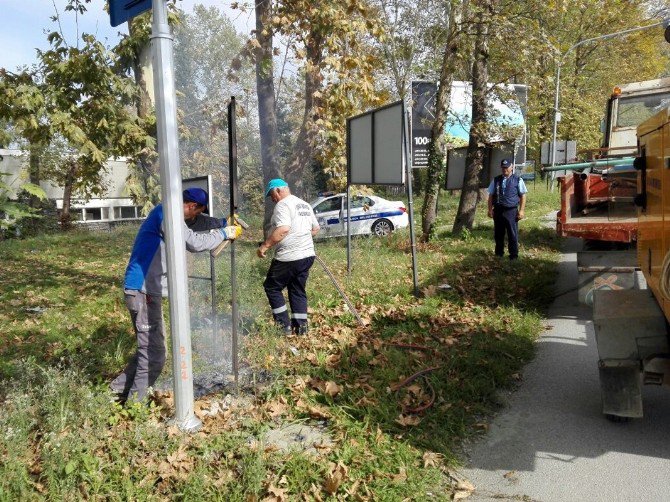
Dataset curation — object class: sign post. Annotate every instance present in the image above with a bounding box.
[346,100,419,296]
[151,0,201,432]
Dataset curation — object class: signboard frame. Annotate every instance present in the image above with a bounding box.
[109,0,153,27]
[347,100,407,186]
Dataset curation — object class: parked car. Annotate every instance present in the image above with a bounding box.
[310,192,409,238]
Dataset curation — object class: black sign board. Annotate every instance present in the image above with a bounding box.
[411,81,437,168]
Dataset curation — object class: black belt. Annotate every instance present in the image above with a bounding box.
[495,205,517,210]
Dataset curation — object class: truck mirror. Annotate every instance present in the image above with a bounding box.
[665,25,670,44]
[599,118,606,133]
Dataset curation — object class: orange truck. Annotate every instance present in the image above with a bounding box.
[591,104,670,421]
[552,78,670,243]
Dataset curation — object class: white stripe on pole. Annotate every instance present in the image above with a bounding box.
[151,0,201,432]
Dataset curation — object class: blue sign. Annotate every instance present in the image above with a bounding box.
[109,0,153,27]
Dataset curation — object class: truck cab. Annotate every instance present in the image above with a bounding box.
[601,78,670,157]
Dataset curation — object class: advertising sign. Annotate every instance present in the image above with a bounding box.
[411,81,437,168]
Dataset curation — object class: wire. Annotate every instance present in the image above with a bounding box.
[659,250,670,300]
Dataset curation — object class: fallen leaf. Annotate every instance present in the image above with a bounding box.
[422,451,443,468]
[395,414,421,427]
[323,461,348,495]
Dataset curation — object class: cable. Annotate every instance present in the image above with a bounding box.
[659,249,670,300]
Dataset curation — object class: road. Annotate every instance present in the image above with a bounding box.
[459,237,670,502]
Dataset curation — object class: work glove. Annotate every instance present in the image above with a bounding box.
[220,225,241,240]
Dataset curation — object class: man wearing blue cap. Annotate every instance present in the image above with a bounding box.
[182,187,230,231]
[111,188,241,404]
[257,178,320,334]
[487,159,527,260]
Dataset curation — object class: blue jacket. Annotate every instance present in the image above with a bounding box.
[493,174,521,208]
[124,204,224,296]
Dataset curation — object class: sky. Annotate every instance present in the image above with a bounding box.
[0,0,253,71]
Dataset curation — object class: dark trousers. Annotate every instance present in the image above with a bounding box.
[493,205,519,259]
[111,291,166,402]
[263,256,315,334]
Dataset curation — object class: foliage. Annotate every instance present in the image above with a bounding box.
[0,172,46,233]
[173,5,261,216]
[0,184,561,498]
[0,27,152,227]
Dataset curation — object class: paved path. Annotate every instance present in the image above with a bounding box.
[459,237,670,502]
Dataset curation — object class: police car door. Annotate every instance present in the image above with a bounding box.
[313,195,343,237]
[343,195,369,236]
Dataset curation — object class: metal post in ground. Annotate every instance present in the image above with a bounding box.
[228,97,239,391]
[151,0,201,432]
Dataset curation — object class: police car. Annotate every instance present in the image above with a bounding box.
[310,192,409,238]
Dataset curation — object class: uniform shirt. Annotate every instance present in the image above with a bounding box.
[487,175,528,196]
[124,204,224,296]
[271,194,319,262]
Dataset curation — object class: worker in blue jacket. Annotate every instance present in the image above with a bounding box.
[111,188,240,404]
[487,159,527,260]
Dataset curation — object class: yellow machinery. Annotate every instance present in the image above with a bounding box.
[591,108,670,421]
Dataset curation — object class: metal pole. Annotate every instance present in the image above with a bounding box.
[405,107,419,297]
[208,181,217,376]
[228,97,239,390]
[550,63,561,192]
[346,183,351,274]
[151,0,201,432]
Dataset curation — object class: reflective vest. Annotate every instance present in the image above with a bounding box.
[494,174,521,208]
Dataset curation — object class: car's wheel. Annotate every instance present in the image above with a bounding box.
[371,218,393,236]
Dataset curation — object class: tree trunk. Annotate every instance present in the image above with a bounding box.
[28,143,41,208]
[60,160,78,231]
[284,33,324,199]
[420,3,459,242]
[255,0,282,234]
[452,2,491,235]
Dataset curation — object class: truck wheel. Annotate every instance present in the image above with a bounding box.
[605,413,631,423]
[371,218,393,237]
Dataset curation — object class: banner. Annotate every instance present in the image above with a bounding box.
[411,81,437,168]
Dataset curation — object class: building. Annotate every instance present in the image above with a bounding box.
[0,148,143,229]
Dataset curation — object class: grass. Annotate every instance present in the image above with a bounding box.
[0,184,561,500]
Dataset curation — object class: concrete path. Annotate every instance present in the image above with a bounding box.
[459,237,670,502]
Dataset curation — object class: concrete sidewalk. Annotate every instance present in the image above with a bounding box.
[459,238,670,502]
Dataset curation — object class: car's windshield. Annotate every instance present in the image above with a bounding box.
[616,92,670,128]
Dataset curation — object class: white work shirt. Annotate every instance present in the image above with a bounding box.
[272,194,319,262]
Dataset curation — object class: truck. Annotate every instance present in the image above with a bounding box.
[591,105,670,421]
[551,77,670,243]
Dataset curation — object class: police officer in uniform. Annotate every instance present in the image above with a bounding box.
[487,159,527,260]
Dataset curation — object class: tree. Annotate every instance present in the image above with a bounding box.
[453,0,495,235]
[252,0,283,229]
[419,0,462,241]
[0,31,151,228]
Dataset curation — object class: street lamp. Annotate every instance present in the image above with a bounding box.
[550,18,670,188]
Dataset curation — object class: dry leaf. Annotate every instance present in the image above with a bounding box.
[323,461,349,495]
[263,483,288,502]
[422,451,443,468]
[392,466,407,483]
[395,414,421,427]
[266,398,289,418]
[323,381,341,397]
